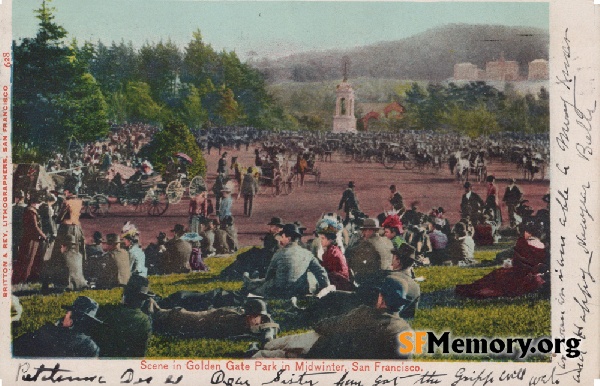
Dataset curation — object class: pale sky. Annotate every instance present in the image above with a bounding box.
[13,1,549,59]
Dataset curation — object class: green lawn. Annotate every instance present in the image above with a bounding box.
[13,245,550,361]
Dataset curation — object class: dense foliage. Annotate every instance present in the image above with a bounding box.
[12,2,294,163]
[270,79,549,135]
[12,1,109,161]
[140,120,207,177]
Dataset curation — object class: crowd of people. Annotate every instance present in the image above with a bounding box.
[11,125,551,360]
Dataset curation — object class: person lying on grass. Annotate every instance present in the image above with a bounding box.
[144,297,279,347]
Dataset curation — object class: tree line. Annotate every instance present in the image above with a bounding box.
[13,1,295,163]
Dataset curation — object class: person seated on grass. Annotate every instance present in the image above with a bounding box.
[403,218,431,263]
[144,231,168,276]
[300,243,421,323]
[198,219,216,257]
[13,296,104,357]
[426,217,449,266]
[315,218,353,291]
[345,218,393,289]
[384,243,421,319]
[243,224,330,299]
[91,275,153,358]
[252,282,413,359]
[473,210,500,246]
[382,214,405,249]
[214,218,237,255]
[446,222,477,266]
[145,297,279,347]
[162,224,192,274]
[456,221,548,299]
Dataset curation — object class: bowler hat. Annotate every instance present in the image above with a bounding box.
[267,217,284,227]
[360,218,380,230]
[171,224,186,234]
[279,223,302,238]
[463,181,472,189]
[62,296,103,324]
[244,299,269,316]
[389,184,396,191]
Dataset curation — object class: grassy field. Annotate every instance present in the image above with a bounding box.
[12,244,550,361]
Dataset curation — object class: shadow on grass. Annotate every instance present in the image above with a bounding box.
[419,287,550,311]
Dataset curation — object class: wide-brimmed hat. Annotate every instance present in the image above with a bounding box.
[171,224,186,234]
[377,276,409,313]
[124,275,155,298]
[382,214,404,234]
[121,221,139,240]
[315,218,342,235]
[104,233,120,245]
[244,299,269,316]
[62,296,103,324]
[279,223,302,238]
[181,232,203,242]
[360,218,380,230]
[267,217,284,227]
[391,243,418,262]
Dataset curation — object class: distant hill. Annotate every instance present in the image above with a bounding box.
[252,24,549,83]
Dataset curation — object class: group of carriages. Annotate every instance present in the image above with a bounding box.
[15,153,207,219]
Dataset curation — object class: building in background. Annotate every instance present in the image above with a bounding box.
[528,59,549,80]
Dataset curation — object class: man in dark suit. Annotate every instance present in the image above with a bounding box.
[502,178,522,227]
[389,184,405,213]
[460,182,484,222]
[92,275,153,357]
[384,243,421,319]
[338,181,359,223]
[162,224,192,274]
[13,296,103,357]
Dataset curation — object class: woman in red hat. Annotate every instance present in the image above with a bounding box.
[382,214,405,249]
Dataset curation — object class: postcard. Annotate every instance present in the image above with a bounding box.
[0,0,598,385]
